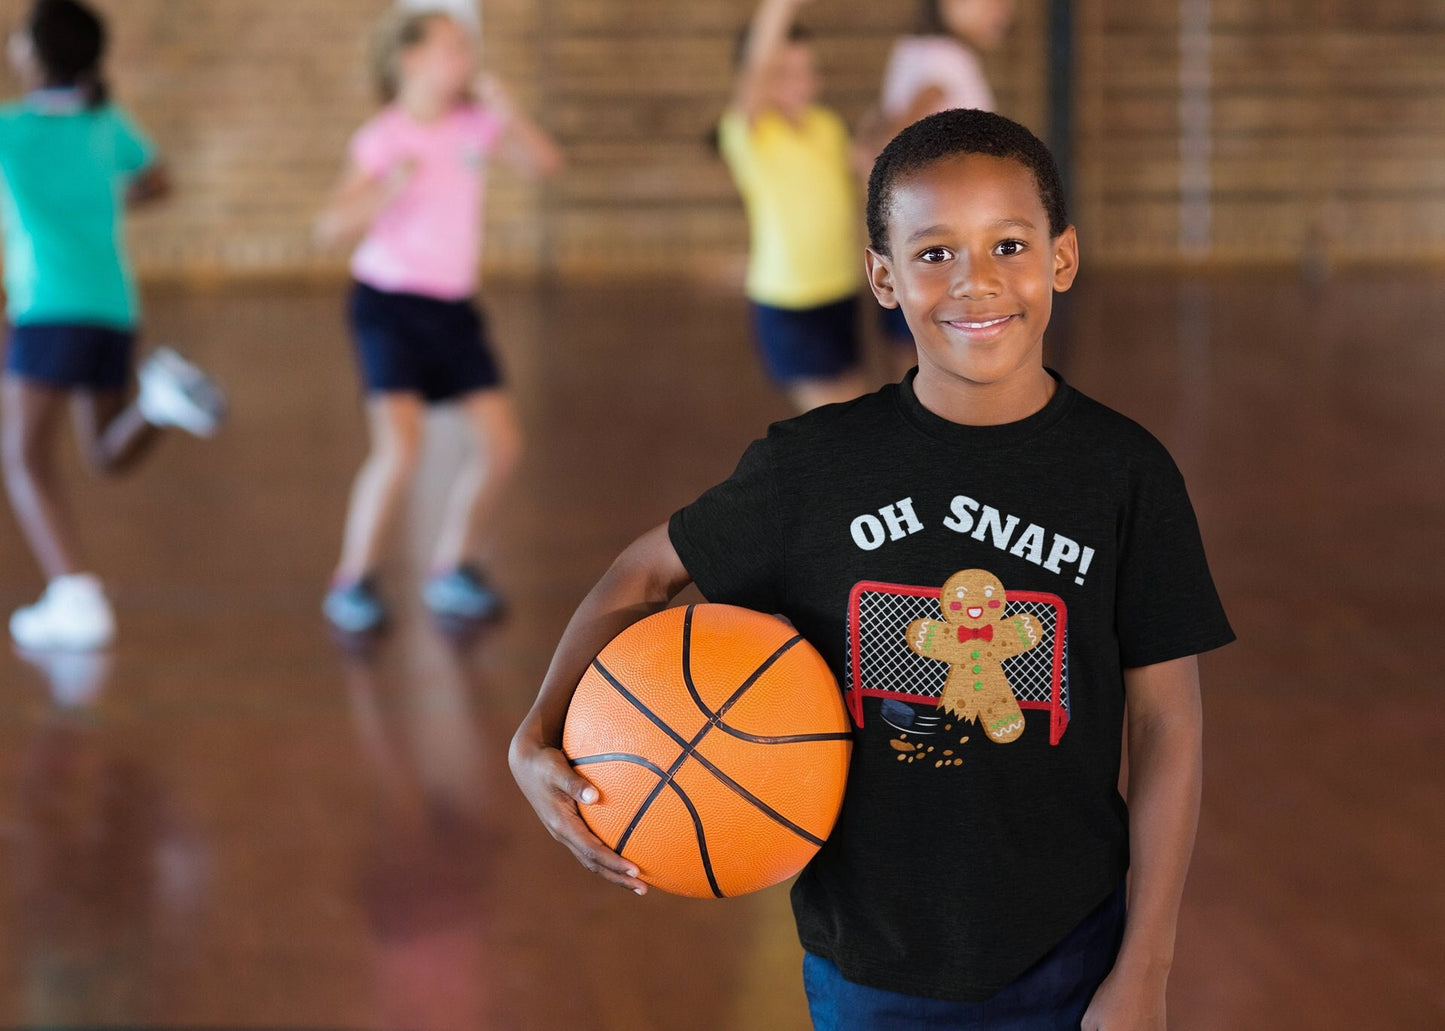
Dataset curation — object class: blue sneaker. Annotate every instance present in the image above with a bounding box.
[324,577,387,633]
[423,565,502,620]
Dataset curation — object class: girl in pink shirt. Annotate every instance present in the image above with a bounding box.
[316,8,560,634]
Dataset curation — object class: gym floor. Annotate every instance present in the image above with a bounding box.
[0,271,1439,1029]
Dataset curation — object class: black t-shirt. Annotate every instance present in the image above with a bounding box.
[668,369,1234,1002]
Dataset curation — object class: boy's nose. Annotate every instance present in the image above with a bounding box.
[951,256,1002,299]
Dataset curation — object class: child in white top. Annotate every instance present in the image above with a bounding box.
[858,0,1016,360]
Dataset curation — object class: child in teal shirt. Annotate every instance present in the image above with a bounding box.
[1,0,226,650]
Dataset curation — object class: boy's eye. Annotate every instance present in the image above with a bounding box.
[917,247,953,264]
[994,239,1026,257]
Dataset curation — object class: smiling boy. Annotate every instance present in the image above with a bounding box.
[512,109,1234,1029]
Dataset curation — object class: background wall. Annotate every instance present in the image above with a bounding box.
[0,0,1440,280]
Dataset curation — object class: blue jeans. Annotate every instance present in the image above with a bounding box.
[803,882,1126,1030]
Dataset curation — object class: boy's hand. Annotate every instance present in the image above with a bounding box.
[509,733,649,895]
[1080,963,1168,1031]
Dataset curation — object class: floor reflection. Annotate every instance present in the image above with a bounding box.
[337,623,498,1031]
[8,648,203,1027]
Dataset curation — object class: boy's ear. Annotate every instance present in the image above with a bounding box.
[865,248,901,310]
[1052,226,1080,293]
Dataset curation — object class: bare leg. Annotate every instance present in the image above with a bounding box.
[787,371,870,413]
[1,378,85,579]
[71,389,160,474]
[430,389,522,573]
[334,394,425,584]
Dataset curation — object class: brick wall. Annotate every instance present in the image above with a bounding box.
[0,0,1439,280]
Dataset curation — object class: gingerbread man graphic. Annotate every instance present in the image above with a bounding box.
[904,569,1043,743]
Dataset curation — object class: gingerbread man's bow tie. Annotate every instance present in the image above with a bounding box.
[956,625,994,642]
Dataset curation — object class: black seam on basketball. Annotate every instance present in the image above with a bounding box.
[615,764,676,855]
[569,752,723,897]
[571,752,668,774]
[591,659,699,856]
[680,604,715,720]
[592,659,693,752]
[592,639,832,856]
[715,634,803,719]
[686,750,826,846]
[713,727,854,745]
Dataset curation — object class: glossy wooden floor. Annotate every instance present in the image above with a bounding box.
[0,271,1440,1030]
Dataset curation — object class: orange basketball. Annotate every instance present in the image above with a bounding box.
[562,604,852,898]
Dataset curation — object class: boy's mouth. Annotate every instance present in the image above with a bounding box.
[941,314,1019,340]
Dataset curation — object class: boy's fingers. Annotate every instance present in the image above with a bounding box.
[560,770,600,806]
[546,809,646,892]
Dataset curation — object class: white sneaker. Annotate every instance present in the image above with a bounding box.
[138,346,227,437]
[10,574,116,651]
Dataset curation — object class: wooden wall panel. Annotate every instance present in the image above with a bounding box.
[0,1,1437,279]
[1075,0,1445,267]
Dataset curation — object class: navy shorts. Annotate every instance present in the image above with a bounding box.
[348,281,503,403]
[803,881,1127,1030]
[749,295,861,384]
[878,302,914,345]
[4,323,135,390]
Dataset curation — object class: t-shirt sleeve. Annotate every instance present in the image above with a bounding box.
[470,105,506,153]
[668,436,786,613]
[348,116,396,178]
[111,107,157,175]
[716,109,754,186]
[1115,451,1235,668]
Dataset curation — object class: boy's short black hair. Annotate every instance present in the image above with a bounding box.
[866,108,1069,254]
[28,0,108,106]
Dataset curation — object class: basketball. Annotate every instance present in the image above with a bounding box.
[562,604,852,898]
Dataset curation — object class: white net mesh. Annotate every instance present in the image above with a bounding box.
[846,588,1068,713]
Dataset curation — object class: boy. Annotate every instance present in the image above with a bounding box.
[511,109,1233,1028]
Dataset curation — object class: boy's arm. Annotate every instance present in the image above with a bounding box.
[1082,654,1204,1031]
[509,522,692,895]
[732,0,812,120]
[477,73,564,179]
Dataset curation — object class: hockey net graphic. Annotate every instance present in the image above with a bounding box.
[845,581,1070,745]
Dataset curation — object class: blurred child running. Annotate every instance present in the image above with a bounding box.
[316,7,561,634]
[0,0,227,651]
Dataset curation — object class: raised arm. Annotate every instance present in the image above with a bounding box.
[1083,654,1204,1031]
[732,0,812,120]
[508,522,692,894]
[853,84,946,174]
[476,73,564,179]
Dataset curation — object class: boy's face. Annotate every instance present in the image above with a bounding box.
[866,153,1078,393]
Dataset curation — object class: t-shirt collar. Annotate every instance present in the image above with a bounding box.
[895,366,1075,447]
[26,88,86,114]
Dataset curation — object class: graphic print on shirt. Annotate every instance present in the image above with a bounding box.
[844,570,1071,757]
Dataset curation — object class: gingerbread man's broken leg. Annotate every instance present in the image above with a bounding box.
[976,676,1026,743]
